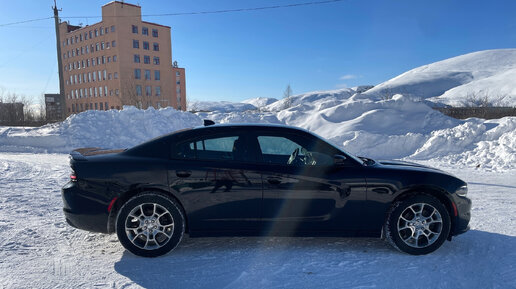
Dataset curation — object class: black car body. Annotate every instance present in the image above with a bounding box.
[62,123,471,256]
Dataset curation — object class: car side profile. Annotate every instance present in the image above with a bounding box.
[61,123,471,257]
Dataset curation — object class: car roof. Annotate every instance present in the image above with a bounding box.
[192,122,311,133]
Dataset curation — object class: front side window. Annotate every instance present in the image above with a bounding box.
[257,135,334,166]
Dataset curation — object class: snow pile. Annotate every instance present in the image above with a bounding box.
[363,49,516,107]
[188,101,257,112]
[0,106,202,153]
[241,97,278,108]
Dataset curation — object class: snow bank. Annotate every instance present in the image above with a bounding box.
[364,49,516,106]
[0,106,202,153]
[188,101,257,112]
[241,97,278,108]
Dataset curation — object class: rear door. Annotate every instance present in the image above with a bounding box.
[166,130,262,235]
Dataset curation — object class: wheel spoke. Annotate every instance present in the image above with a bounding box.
[124,202,175,250]
[397,202,443,249]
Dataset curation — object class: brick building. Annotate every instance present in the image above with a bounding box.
[58,1,186,115]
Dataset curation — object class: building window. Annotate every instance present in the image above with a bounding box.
[81,47,84,54]
[84,32,88,40]
[115,89,119,95]
[94,87,98,97]
[96,43,99,51]
[108,73,112,80]
[132,25,138,34]
[144,55,150,64]
[86,46,89,54]
[101,42,105,50]
[103,70,107,80]
[80,34,83,41]
[85,88,88,97]
[105,86,108,96]
[112,40,116,47]
[133,40,139,49]
[113,55,117,62]
[107,56,111,63]
[71,90,74,98]
[145,86,151,96]
[92,71,96,81]
[176,71,181,76]
[95,103,98,110]
[114,72,118,79]
[143,41,149,50]
[95,29,98,37]
[134,69,141,79]
[90,87,93,96]
[153,43,159,51]
[88,72,91,82]
[98,71,102,81]
[102,56,106,64]
[92,58,96,66]
[111,25,115,32]
[142,27,148,35]
[136,85,142,96]
[152,29,158,37]
[100,27,104,35]
[154,70,160,80]
[89,31,92,38]
[144,69,150,80]
[106,42,110,49]
[134,54,140,63]
[100,102,103,110]
[105,27,108,34]
[155,86,161,96]
[71,105,75,113]
[80,103,83,111]
[99,86,103,97]
[153,57,160,65]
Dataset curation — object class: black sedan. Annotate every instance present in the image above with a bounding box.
[62,123,471,257]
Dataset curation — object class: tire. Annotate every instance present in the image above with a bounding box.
[384,194,450,255]
[116,192,185,257]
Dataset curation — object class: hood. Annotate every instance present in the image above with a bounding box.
[376,159,446,173]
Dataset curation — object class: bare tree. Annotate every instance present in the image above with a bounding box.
[461,90,509,107]
[283,84,293,109]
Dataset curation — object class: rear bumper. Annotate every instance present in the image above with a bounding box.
[62,181,110,233]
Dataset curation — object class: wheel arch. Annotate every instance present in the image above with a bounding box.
[390,185,456,240]
[107,187,189,234]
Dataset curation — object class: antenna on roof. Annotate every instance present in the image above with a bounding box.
[204,120,215,126]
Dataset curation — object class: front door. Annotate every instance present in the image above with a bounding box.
[252,133,367,235]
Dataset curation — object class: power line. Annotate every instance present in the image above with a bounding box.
[0,17,53,27]
[62,0,347,19]
[0,0,346,28]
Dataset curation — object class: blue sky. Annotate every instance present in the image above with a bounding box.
[0,0,515,103]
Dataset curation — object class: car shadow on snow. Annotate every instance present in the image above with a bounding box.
[114,230,516,289]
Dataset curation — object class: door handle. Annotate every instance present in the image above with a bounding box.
[267,177,282,185]
[176,170,192,178]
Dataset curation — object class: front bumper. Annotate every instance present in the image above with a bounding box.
[452,195,472,236]
[61,181,110,233]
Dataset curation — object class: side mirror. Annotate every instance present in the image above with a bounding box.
[334,154,347,165]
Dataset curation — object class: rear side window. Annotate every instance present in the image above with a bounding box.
[173,135,247,161]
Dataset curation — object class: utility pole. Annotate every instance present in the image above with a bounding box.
[53,0,66,119]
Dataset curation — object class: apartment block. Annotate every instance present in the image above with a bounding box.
[58,1,186,115]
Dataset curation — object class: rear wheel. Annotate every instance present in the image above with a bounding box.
[384,194,450,255]
[116,192,185,257]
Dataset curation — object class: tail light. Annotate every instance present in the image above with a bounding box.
[70,171,77,181]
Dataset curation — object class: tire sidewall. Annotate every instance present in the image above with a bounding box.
[116,192,185,257]
[388,195,451,255]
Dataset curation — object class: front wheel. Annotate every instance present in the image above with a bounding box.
[384,194,451,255]
[116,192,185,257]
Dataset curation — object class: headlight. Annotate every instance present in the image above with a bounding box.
[456,185,468,196]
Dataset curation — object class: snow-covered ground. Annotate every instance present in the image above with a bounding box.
[0,153,514,289]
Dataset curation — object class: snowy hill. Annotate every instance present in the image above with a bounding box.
[241,97,278,108]
[363,49,516,107]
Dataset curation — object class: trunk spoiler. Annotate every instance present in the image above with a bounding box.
[70,147,126,161]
